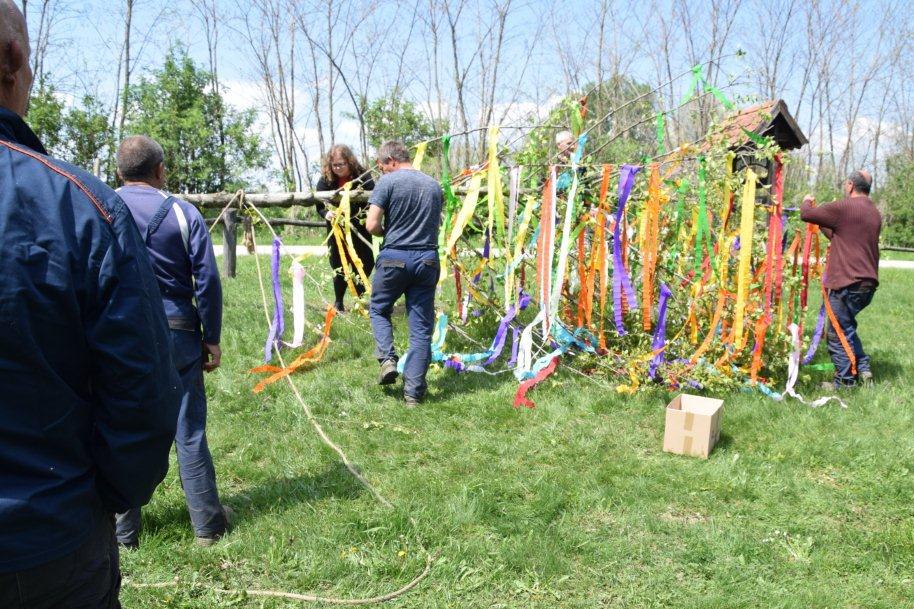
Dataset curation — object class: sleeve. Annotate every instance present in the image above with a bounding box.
[800,199,841,231]
[314,176,332,220]
[186,205,223,344]
[368,174,391,211]
[86,205,181,513]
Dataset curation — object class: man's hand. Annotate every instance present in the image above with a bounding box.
[203,343,221,373]
[325,210,336,222]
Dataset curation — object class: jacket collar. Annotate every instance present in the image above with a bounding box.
[0,107,48,155]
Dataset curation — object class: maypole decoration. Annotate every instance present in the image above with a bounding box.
[246,65,835,407]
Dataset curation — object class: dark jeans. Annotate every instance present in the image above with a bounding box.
[116,328,225,544]
[827,284,875,385]
[326,222,375,307]
[0,516,121,608]
[369,249,438,399]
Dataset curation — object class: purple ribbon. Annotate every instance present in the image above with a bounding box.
[649,283,672,379]
[508,327,520,367]
[263,237,285,362]
[803,303,827,364]
[612,164,641,335]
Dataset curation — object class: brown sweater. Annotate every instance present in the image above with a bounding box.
[800,195,882,290]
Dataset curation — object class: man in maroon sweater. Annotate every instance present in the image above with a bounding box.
[801,170,881,388]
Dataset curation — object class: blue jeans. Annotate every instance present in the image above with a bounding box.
[0,515,120,608]
[116,328,224,544]
[827,285,875,385]
[369,249,438,399]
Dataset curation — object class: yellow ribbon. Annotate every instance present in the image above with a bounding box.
[732,169,757,350]
[339,183,372,292]
[445,173,483,255]
[413,141,428,170]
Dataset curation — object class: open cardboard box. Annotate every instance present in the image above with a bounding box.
[663,394,723,459]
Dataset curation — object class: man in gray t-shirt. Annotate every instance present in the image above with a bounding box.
[366,141,443,407]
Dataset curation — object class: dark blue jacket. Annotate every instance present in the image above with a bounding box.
[117,185,222,344]
[0,107,180,572]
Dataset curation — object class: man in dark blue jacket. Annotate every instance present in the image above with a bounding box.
[0,3,180,607]
[114,135,228,548]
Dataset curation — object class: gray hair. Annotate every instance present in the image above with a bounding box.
[378,141,411,164]
[555,130,574,146]
[117,136,165,182]
[847,170,872,195]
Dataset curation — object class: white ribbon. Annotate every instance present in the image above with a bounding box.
[286,261,306,348]
[785,323,847,408]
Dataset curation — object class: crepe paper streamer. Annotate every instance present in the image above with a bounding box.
[514,356,560,409]
[536,170,557,335]
[444,293,530,370]
[821,279,857,376]
[251,307,337,393]
[486,126,505,244]
[550,170,579,321]
[656,112,666,156]
[732,168,757,350]
[804,362,835,372]
[784,323,847,408]
[694,156,715,275]
[802,304,827,364]
[749,313,772,383]
[612,164,641,335]
[263,237,286,362]
[445,172,483,254]
[593,166,612,349]
[398,313,450,374]
[339,183,372,292]
[641,164,664,332]
[648,284,672,379]
[514,309,545,380]
[508,327,520,367]
[507,194,538,309]
[413,141,428,170]
[682,63,735,110]
[286,261,306,348]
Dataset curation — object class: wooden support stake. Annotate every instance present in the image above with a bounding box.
[222,210,238,278]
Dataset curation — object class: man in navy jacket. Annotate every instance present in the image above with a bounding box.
[0,2,180,606]
[114,135,228,548]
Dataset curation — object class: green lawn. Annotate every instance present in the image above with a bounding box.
[121,259,914,608]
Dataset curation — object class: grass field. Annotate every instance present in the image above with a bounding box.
[121,258,914,608]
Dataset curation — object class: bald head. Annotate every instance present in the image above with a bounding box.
[1,0,31,116]
[117,135,165,185]
[847,170,872,196]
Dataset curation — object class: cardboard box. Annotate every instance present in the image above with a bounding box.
[663,394,723,458]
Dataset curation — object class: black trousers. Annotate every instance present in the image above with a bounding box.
[327,221,375,306]
[0,516,121,609]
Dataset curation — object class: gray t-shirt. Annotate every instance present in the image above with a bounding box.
[369,168,443,251]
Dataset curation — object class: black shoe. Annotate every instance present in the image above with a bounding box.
[378,359,399,385]
[334,302,346,313]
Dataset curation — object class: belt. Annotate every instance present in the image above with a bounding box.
[167,317,199,332]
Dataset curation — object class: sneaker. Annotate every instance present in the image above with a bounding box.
[820,380,855,391]
[195,505,234,547]
[378,359,399,385]
[859,370,874,387]
[404,395,421,408]
[334,302,346,313]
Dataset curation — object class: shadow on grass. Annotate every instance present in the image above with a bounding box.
[142,462,365,535]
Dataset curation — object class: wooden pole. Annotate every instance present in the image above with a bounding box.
[222,209,238,278]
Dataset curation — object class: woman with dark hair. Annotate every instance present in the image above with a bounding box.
[314,144,376,311]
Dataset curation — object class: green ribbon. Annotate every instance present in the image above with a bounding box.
[656,112,666,156]
[682,64,734,111]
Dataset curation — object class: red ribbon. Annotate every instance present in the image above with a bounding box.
[513,356,560,409]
